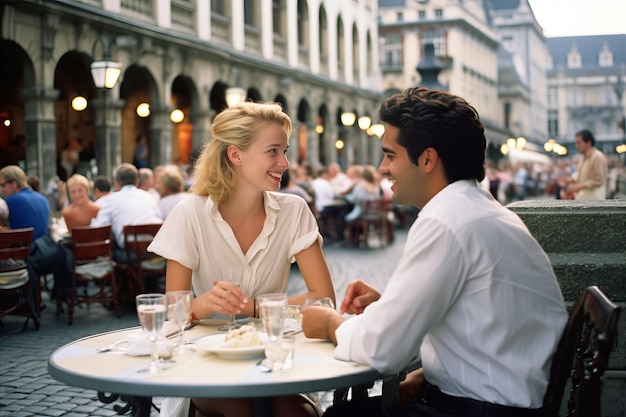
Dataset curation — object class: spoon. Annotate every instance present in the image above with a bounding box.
[96,339,128,353]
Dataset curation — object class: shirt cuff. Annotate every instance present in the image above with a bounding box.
[333,315,361,362]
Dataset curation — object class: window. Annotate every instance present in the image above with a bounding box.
[599,45,614,67]
[501,35,513,51]
[396,11,403,22]
[504,102,511,129]
[381,33,402,68]
[567,45,582,69]
[273,0,284,36]
[422,28,446,56]
[548,110,559,137]
[547,87,557,108]
[434,9,443,18]
[244,0,257,27]
[211,0,225,15]
[418,10,426,20]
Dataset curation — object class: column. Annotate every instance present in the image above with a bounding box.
[21,86,60,187]
[148,104,173,168]
[91,90,125,180]
[306,123,319,168]
[260,0,273,59]
[231,0,245,51]
[325,126,338,166]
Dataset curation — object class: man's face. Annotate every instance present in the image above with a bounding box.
[0,177,18,197]
[574,135,592,154]
[378,125,423,207]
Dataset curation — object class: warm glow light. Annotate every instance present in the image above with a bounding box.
[516,137,526,149]
[341,112,356,126]
[3,119,10,127]
[315,124,324,134]
[616,144,626,154]
[335,139,345,150]
[500,144,509,155]
[358,116,372,130]
[506,138,516,149]
[136,103,151,117]
[170,109,184,123]
[544,138,556,152]
[225,87,247,107]
[369,124,385,138]
[90,61,122,89]
[71,96,88,111]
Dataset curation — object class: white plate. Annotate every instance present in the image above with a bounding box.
[194,334,265,359]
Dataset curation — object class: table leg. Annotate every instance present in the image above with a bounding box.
[253,397,273,417]
[98,392,152,417]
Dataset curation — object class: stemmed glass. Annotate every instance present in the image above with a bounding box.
[217,267,243,331]
[136,293,167,373]
[166,290,194,355]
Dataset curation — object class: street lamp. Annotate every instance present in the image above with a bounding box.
[225,68,247,107]
[90,36,122,89]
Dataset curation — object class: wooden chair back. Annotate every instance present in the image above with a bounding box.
[122,223,165,294]
[542,286,621,417]
[0,227,39,330]
[66,225,120,325]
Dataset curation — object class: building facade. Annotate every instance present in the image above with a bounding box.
[0,0,383,187]
[546,34,626,155]
[378,0,551,162]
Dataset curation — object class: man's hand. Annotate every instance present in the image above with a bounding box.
[340,280,381,315]
[302,306,343,345]
[398,368,426,407]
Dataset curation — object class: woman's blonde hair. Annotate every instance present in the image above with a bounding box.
[191,101,292,204]
[67,174,91,193]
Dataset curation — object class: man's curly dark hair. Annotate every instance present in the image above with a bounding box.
[379,87,486,183]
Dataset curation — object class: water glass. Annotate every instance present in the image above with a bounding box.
[166,290,194,354]
[257,293,288,341]
[136,293,167,373]
[264,335,295,372]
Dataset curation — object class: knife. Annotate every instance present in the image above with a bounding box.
[165,320,198,339]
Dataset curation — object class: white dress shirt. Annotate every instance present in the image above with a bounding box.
[311,177,335,212]
[158,192,188,219]
[90,185,162,248]
[334,180,567,408]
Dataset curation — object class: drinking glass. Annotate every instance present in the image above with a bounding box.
[257,293,288,341]
[166,290,194,355]
[136,293,167,373]
[264,335,295,372]
[217,267,243,331]
[303,297,335,309]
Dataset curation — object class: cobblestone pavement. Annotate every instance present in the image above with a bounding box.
[0,229,408,417]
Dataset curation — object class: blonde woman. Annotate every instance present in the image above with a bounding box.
[62,174,100,233]
[149,101,334,417]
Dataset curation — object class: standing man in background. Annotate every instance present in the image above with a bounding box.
[566,129,608,200]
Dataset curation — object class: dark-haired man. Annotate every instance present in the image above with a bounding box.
[565,129,608,200]
[302,87,567,417]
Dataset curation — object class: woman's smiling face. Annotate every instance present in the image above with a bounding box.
[236,122,290,192]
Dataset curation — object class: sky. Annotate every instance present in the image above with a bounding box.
[527,0,626,37]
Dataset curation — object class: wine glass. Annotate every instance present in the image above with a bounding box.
[217,267,243,331]
[136,293,167,373]
[166,290,194,355]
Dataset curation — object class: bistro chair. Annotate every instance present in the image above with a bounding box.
[121,223,166,297]
[541,285,621,417]
[345,199,391,248]
[0,227,40,330]
[67,225,120,325]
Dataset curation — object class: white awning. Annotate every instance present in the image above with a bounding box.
[507,148,551,165]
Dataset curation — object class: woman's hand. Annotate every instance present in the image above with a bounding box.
[340,279,381,315]
[199,280,248,316]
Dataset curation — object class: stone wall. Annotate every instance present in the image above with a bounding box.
[508,199,625,417]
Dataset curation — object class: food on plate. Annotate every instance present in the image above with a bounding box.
[283,305,303,322]
[223,325,262,348]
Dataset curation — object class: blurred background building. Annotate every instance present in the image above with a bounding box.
[0,0,383,186]
[1,0,625,187]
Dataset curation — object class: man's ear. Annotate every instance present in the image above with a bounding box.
[227,145,242,165]
[420,147,439,173]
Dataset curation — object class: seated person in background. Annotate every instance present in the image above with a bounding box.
[302,87,568,417]
[62,174,100,233]
[311,166,335,214]
[0,196,9,229]
[279,167,313,204]
[139,167,161,202]
[156,165,188,219]
[1,165,62,298]
[343,165,382,222]
[93,175,112,203]
[90,163,162,263]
